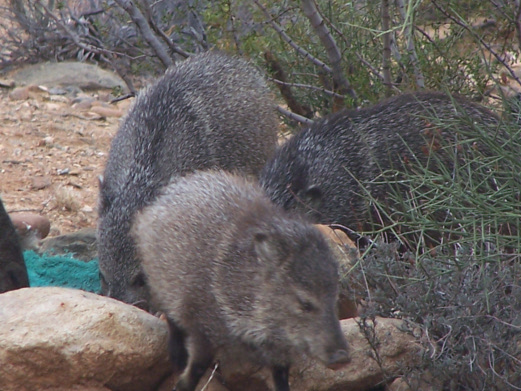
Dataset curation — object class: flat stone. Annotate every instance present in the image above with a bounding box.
[9,62,128,92]
[9,212,51,241]
[39,228,98,262]
[31,176,52,190]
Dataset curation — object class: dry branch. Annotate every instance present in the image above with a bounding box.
[308,2,388,85]
[276,105,314,125]
[265,51,313,119]
[300,0,357,105]
[396,0,425,89]
[113,0,173,68]
[381,0,393,95]
[253,0,332,73]
[141,0,190,60]
[515,0,521,50]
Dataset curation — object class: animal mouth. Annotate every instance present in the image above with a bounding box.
[326,360,349,370]
[131,299,149,311]
[325,349,350,370]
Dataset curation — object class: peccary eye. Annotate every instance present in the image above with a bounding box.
[132,272,146,288]
[7,270,21,287]
[299,299,315,313]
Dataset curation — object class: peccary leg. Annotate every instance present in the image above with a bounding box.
[167,318,188,373]
[272,365,290,391]
[173,332,213,391]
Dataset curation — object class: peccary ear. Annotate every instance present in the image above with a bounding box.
[97,175,113,214]
[302,185,322,209]
[303,185,322,205]
[98,192,111,215]
[253,232,287,264]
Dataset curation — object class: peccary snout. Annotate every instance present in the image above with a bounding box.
[327,348,350,370]
[322,320,350,370]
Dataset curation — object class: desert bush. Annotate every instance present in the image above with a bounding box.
[349,111,521,390]
[354,239,521,390]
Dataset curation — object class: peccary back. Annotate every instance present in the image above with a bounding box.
[0,198,29,293]
[132,170,350,391]
[260,91,500,233]
[97,51,279,308]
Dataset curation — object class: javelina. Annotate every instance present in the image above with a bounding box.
[97,51,279,309]
[260,91,500,233]
[131,170,350,391]
[0,198,29,293]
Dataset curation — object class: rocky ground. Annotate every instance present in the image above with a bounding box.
[0,63,133,238]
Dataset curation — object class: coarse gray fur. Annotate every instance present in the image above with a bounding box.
[132,170,350,391]
[0,198,29,293]
[97,51,279,309]
[260,91,501,232]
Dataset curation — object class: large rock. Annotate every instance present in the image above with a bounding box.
[0,287,171,391]
[9,212,51,249]
[9,62,128,92]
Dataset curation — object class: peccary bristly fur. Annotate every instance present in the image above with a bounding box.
[260,91,501,233]
[132,170,350,391]
[0,198,29,293]
[97,51,279,309]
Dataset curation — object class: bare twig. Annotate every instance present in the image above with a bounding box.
[141,0,190,60]
[514,0,521,51]
[253,0,333,73]
[227,0,243,55]
[395,0,425,89]
[309,3,387,83]
[200,362,219,391]
[301,0,357,105]
[381,0,393,95]
[113,0,173,68]
[265,51,313,118]
[109,93,135,104]
[79,8,104,19]
[269,78,346,99]
[276,106,315,125]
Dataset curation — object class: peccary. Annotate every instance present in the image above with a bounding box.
[97,51,279,309]
[0,198,29,293]
[131,170,350,391]
[260,91,501,233]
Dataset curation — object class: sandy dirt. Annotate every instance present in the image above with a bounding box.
[0,86,132,237]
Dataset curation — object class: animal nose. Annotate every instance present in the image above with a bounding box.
[326,349,350,370]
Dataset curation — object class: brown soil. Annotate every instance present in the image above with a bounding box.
[0,86,133,237]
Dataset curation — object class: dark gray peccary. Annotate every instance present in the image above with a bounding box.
[97,51,279,309]
[0,198,29,293]
[260,91,500,233]
[132,170,350,391]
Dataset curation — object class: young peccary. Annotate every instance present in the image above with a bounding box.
[260,91,500,233]
[132,170,350,391]
[97,51,279,309]
[0,198,29,293]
